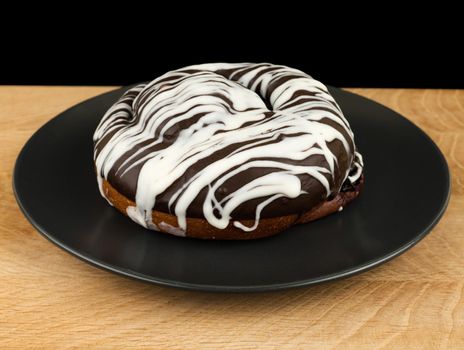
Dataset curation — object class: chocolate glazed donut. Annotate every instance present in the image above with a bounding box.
[93,63,364,239]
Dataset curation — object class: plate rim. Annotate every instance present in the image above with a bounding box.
[12,86,452,292]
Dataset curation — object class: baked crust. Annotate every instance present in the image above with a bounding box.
[101,175,364,240]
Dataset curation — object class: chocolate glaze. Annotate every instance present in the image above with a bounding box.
[94,63,364,231]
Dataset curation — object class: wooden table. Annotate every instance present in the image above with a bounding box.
[0,87,463,349]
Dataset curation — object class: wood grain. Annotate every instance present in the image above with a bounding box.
[0,86,463,349]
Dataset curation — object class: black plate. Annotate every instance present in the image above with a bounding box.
[13,86,450,292]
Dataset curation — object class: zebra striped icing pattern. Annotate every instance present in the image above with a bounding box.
[94,63,363,232]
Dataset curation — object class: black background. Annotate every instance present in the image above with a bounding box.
[2,13,462,88]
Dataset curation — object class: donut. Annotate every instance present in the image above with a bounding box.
[93,63,364,239]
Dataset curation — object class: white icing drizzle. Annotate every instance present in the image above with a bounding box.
[348,151,364,184]
[126,206,148,228]
[159,222,186,237]
[94,63,363,232]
